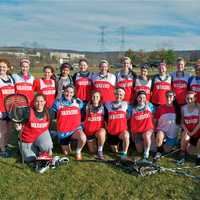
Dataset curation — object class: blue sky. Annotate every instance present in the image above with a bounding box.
[0,0,200,51]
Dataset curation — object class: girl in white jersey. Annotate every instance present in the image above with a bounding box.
[177,91,200,165]
[13,58,35,105]
[0,59,15,157]
[154,91,181,160]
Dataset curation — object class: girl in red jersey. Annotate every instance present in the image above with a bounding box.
[151,62,172,106]
[134,64,152,103]
[51,85,86,160]
[33,66,56,108]
[188,60,200,104]
[177,91,200,165]
[73,59,93,105]
[171,57,190,106]
[105,87,130,159]
[130,91,154,159]
[19,94,53,163]
[0,59,15,157]
[83,91,106,159]
[13,58,35,105]
[92,60,116,103]
[115,57,136,103]
[56,63,73,99]
[154,91,181,160]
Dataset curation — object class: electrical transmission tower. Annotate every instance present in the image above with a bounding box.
[120,26,125,52]
[99,26,106,52]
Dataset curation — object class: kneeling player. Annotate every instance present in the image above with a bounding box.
[105,88,130,159]
[178,91,200,165]
[130,91,154,159]
[20,94,53,163]
[154,91,181,160]
[83,91,106,159]
[51,85,86,160]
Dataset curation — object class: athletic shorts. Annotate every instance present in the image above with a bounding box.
[87,135,96,141]
[58,126,82,145]
[21,130,53,163]
[107,134,121,146]
[164,136,178,147]
[189,137,200,146]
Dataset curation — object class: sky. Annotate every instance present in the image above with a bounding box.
[0,0,200,52]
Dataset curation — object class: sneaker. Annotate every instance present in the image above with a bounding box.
[176,153,186,165]
[196,157,200,166]
[0,150,11,158]
[96,151,105,160]
[143,152,149,160]
[153,152,162,161]
[75,153,83,161]
[119,152,128,160]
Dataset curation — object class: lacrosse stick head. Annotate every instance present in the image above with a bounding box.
[4,94,30,123]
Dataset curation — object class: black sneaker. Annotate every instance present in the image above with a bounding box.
[153,152,162,161]
[176,153,186,165]
[196,157,200,166]
[96,151,105,160]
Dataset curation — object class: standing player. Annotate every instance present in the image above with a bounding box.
[130,91,154,159]
[134,64,152,102]
[83,91,106,159]
[105,87,130,159]
[73,59,93,106]
[188,60,200,104]
[56,62,73,99]
[171,57,190,106]
[92,60,116,103]
[178,91,200,165]
[115,57,136,103]
[0,59,15,157]
[51,85,86,160]
[33,66,56,109]
[13,58,35,105]
[151,62,172,106]
[154,91,181,160]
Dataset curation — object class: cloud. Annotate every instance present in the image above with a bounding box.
[0,0,200,51]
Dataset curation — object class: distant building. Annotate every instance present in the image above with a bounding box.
[50,52,85,61]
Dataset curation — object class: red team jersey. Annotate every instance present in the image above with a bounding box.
[74,72,93,101]
[13,74,35,105]
[182,105,200,138]
[134,77,152,102]
[83,104,104,136]
[151,75,171,105]
[56,100,81,132]
[21,109,50,143]
[171,72,190,105]
[92,73,116,103]
[106,101,128,135]
[115,71,135,103]
[0,76,15,112]
[189,77,200,103]
[33,79,56,108]
[130,105,154,134]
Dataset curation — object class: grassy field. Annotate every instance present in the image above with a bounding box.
[0,66,199,200]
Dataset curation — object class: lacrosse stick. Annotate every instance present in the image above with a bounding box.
[4,94,30,164]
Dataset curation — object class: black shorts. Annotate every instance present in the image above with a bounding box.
[107,134,121,146]
[59,135,73,145]
[189,137,200,146]
[87,135,96,141]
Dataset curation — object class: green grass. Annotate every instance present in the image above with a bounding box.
[1,66,199,200]
[0,134,200,200]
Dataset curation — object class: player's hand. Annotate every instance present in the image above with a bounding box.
[15,123,22,131]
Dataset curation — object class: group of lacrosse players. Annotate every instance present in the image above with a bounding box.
[0,56,200,167]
